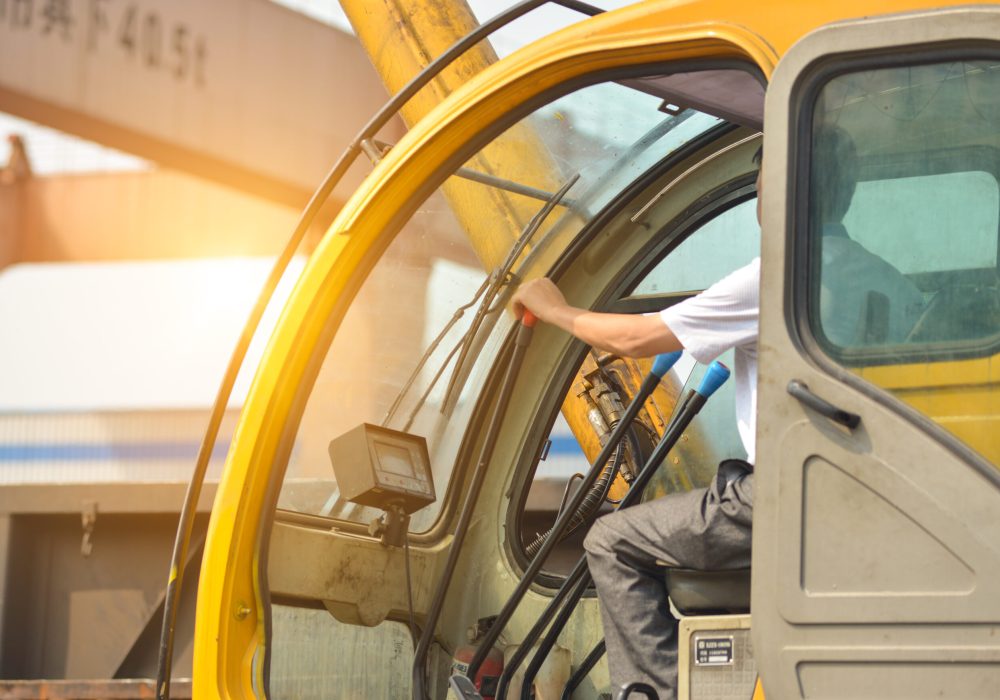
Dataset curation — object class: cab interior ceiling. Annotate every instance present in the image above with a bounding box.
[623,69,766,129]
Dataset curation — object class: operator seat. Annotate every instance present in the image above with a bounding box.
[663,567,750,615]
[658,458,753,615]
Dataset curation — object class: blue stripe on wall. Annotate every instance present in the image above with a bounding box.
[0,441,231,462]
[0,435,576,462]
[546,435,584,457]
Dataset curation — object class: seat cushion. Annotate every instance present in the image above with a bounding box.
[662,567,751,614]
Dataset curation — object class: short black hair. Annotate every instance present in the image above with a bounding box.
[752,143,763,167]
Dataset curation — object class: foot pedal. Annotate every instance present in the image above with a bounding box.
[449,674,484,700]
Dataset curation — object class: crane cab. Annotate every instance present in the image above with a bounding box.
[186,2,1000,698]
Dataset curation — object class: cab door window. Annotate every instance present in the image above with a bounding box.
[804,59,1000,464]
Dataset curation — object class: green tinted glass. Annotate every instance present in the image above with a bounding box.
[807,59,1000,465]
[809,61,1000,356]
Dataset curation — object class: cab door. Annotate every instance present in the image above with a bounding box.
[754,8,1000,698]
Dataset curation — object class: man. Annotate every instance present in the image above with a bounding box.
[511,146,763,699]
[811,127,925,348]
[512,125,923,698]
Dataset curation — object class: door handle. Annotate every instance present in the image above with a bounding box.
[787,380,861,429]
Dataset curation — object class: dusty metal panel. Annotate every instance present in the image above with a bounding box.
[755,7,1000,699]
[268,605,411,699]
[0,0,403,206]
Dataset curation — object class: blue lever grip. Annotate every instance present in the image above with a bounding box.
[651,351,683,379]
[697,360,731,398]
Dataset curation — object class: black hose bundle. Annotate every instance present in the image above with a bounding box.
[524,431,625,557]
[524,416,654,557]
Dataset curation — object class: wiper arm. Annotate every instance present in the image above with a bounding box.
[382,173,579,431]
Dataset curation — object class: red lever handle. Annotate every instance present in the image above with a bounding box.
[522,310,538,328]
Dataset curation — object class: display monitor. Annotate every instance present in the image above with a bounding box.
[328,423,436,515]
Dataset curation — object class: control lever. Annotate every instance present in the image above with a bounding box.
[449,674,485,700]
[507,361,732,700]
[462,350,683,685]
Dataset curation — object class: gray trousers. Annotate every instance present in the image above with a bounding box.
[583,470,753,700]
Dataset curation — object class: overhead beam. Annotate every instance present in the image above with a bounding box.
[0,0,404,208]
[7,169,310,264]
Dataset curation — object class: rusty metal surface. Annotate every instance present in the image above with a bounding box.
[0,680,191,699]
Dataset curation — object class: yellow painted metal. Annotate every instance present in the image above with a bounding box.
[339,0,494,130]
[563,354,684,501]
[856,356,1000,465]
[193,0,992,696]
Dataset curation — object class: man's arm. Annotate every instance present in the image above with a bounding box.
[511,278,682,358]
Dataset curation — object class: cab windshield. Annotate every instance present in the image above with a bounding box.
[275,70,747,532]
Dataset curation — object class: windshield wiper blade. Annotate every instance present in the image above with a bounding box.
[381,275,491,427]
[383,173,579,431]
[439,172,580,412]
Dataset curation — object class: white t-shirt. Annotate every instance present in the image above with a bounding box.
[659,258,760,463]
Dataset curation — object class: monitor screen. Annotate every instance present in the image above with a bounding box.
[373,440,418,479]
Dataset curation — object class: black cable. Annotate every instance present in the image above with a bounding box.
[524,434,624,557]
[526,364,653,556]
[607,420,658,504]
[553,472,584,520]
[404,535,418,651]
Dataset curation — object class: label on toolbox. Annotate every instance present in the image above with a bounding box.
[694,636,734,666]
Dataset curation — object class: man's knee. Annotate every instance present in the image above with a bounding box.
[583,513,617,560]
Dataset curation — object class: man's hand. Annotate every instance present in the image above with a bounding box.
[511,278,568,323]
[511,277,683,357]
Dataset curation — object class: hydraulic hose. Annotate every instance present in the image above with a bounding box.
[507,360,733,700]
[463,351,682,684]
[524,433,624,557]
